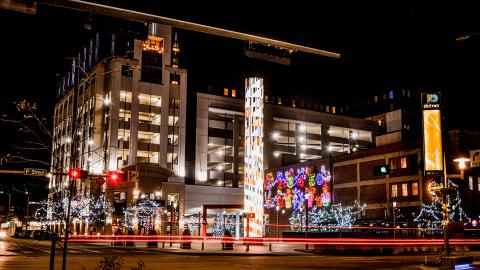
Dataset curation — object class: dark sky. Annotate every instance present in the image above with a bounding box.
[1,1,480,144]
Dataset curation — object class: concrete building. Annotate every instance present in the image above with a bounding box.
[190,90,375,236]
[50,23,187,235]
[49,22,377,237]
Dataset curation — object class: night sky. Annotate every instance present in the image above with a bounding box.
[1,1,480,165]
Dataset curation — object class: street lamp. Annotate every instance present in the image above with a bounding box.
[453,157,470,180]
[456,32,480,42]
[392,201,397,239]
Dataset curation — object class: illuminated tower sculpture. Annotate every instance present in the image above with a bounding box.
[244,77,264,237]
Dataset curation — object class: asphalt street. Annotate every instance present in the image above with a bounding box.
[0,237,458,270]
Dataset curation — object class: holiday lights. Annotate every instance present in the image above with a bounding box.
[288,201,366,232]
[212,212,244,237]
[414,179,471,228]
[123,199,161,230]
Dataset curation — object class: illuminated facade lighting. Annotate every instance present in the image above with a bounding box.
[244,77,264,237]
[298,136,305,142]
[272,132,279,140]
[273,152,280,158]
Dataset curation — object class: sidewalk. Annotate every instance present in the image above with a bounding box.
[90,241,306,256]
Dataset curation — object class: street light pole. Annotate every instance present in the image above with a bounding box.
[392,201,396,239]
[275,206,280,238]
[305,194,309,250]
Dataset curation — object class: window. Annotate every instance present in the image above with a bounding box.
[391,184,398,197]
[469,176,474,190]
[400,157,407,169]
[231,89,236,97]
[224,88,229,96]
[389,91,394,99]
[170,73,180,85]
[478,177,480,191]
[374,96,378,103]
[412,182,418,196]
[326,105,330,113]
[402,183,408,196]
[332,106,336,114]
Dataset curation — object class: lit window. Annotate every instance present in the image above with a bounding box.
[142,36,164,53]
[265,95,269,103]
[469,176,474,191]
[170,74,180,85]
[478,177,480,191]
[374,96,378,103]
[412,182,418,196]
[231,89,236,97]
[389,91,394,99]
[224,88,229,96]
[332,107,336,114]
[401,157,407,169]
[292,99,296,107]
[402,183,408,196]
[326,105,330,113]
[277,97,282,105]
[391,185,398,197]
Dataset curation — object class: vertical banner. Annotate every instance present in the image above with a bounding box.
[244,77,264,237]
[421,92,443,175]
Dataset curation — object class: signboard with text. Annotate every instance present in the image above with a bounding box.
[421,92,443,175]
[24,168,48,177]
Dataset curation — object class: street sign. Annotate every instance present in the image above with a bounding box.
[24,168,48,177]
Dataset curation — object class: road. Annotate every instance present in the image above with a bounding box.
[0,237,456,269]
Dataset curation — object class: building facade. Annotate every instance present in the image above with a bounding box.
[49,23,187,235]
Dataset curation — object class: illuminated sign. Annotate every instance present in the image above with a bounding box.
[422,93,440,109]
[422,92,443,175]
[244,77,264,237]
[264,164,331,212]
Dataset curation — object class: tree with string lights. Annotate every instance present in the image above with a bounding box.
[414,180,470,229]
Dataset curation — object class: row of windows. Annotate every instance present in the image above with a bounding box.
[468,176,480,191]
[391,182,418,198]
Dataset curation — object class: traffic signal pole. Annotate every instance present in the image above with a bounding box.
[61,78,78,270]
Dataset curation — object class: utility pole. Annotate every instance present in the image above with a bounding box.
[61,75,78,270]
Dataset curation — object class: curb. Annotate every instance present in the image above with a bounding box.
[133,248,301,256]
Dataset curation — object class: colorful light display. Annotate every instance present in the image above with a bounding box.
[264,164,332,211]
[244,77,264,237]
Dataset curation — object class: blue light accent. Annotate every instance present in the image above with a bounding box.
[455,264,472,270]
[389,90,394,99]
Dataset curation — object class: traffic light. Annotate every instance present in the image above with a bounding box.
[68,168,88,179]
[373,165,390,176]
[107,171,125,183]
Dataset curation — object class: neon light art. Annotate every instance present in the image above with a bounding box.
[264,164,332,211]
[244,77,264,237]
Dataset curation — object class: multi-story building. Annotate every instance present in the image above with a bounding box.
[190,89,374,236]
[49,22,377,237]
[50,23,186,235]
